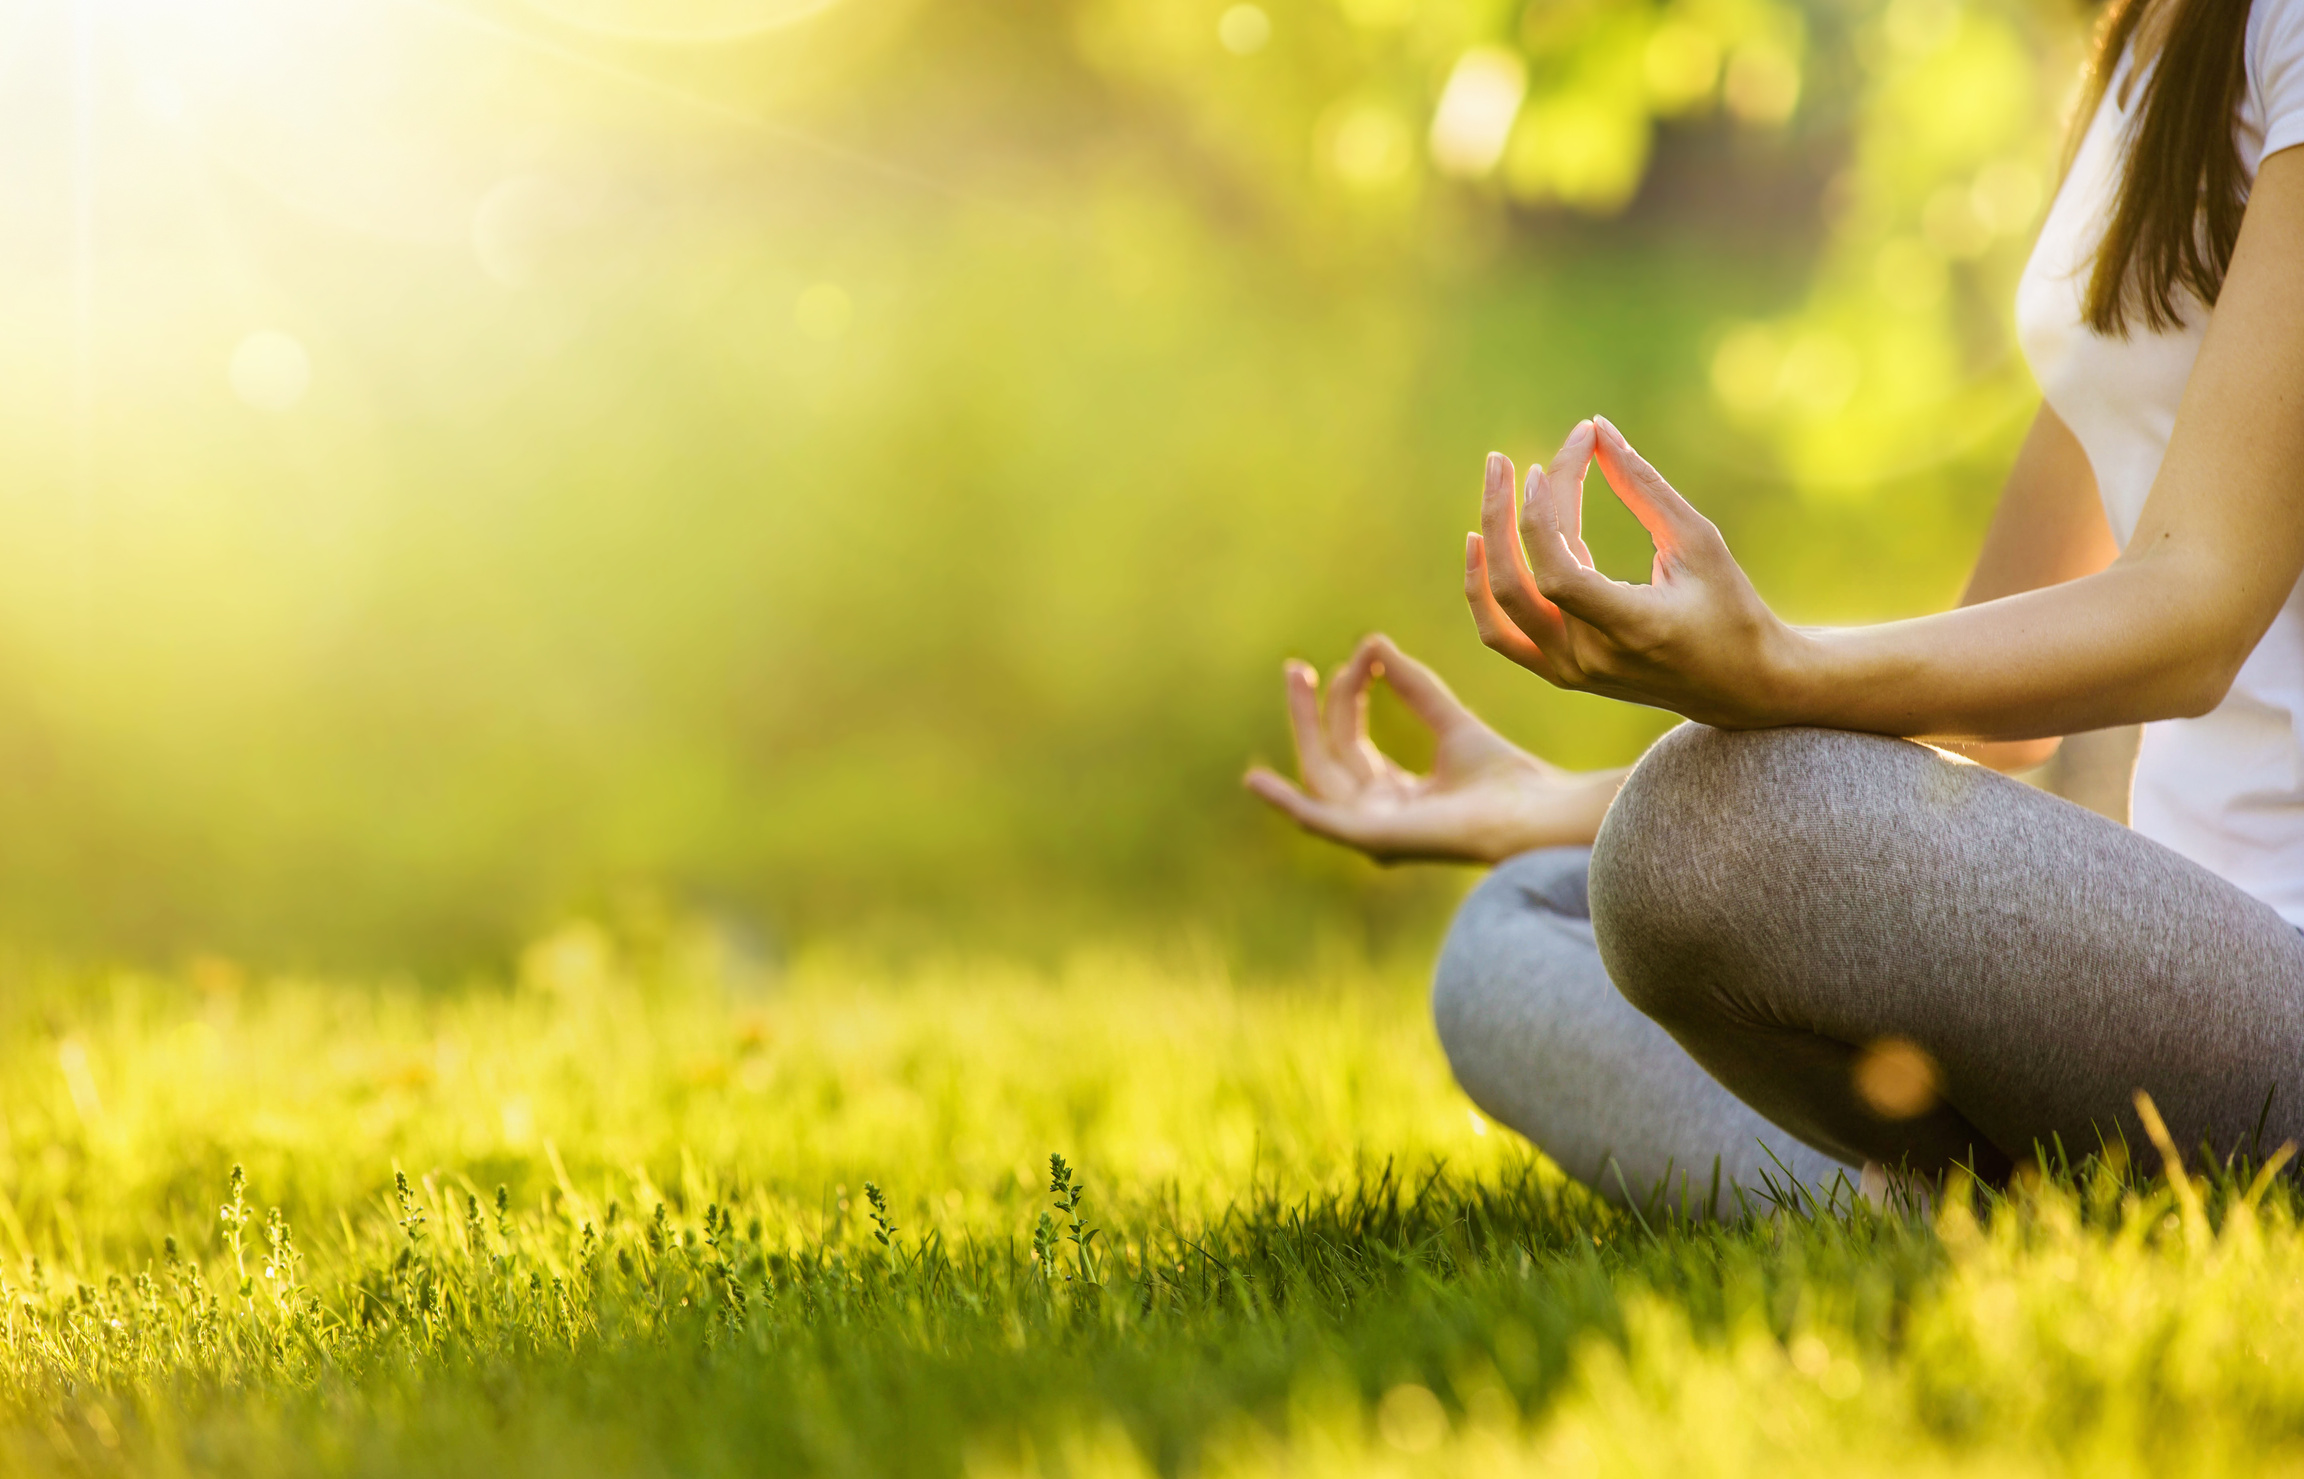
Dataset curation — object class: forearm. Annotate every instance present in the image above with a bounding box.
[1779,555,2242,743]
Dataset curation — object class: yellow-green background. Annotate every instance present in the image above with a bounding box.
[0,0,2078,967]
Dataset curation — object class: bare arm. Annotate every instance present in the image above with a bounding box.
[1468,148,2304,745]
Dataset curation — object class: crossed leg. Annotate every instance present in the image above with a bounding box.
[1589,725,2304,1178]
[1432,847,1855,1212]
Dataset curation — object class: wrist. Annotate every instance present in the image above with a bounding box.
[1472,765,1629,863]
[1757,622,1833,728]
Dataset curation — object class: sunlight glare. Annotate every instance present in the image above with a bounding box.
[518,0,846,44]
[229,330,311,412]
[473,173,604,289]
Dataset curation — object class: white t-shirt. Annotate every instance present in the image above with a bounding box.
[2015,0,2304,923]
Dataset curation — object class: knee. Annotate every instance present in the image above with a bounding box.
[1588,724,1933,1022]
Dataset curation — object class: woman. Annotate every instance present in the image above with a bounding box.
[1247,0,2304,1208]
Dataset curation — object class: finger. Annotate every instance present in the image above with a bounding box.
[1363,634,1479,735]
[1591,415,1718,560]
[1478,451,1568,647]
[1322,642,1382,783]
[1282,659,1354,797]
[1521,438,1642,631]
[1243,768,1374,848]
[1465,534,1564,683]
[1523,420,1598,569]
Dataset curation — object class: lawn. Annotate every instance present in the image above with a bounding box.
[0,927,2297,1477]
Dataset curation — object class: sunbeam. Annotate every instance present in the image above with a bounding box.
[389,0,992,207]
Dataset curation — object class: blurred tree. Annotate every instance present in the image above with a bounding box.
[0,0,2090,968]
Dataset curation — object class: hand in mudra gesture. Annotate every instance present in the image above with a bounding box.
[1464,416,1799,730]
[1246,416,1790,863]
[1243,634,1623,864]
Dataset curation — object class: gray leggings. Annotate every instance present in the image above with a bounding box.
[1433,724,2304,1206]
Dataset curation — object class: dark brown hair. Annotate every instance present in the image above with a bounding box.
[2076,0,2254,334]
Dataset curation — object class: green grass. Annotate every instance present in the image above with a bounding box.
[1,931,2301,1477]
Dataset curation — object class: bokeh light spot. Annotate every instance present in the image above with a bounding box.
[1504,94,1649,214]
[1644,23,1721,112]
[1779,330,1859,415]
[229,331,312,413]
[1711,325,1782,414]
[1217,5,1271,56]
[1325,103,1413,189]
[1724,42,1801,124]
[1376,1383,1447,1452]
[1429,48,1526,178]
[1854,1037,1941,1120]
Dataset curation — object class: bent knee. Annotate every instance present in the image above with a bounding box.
[1589,724,1950,1019]
[1592,723,1947,891]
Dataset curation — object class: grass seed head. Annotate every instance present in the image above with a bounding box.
[863,1183,898,1248]
[394,1172,427,1244]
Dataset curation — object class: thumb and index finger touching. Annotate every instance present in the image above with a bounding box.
[1303,632,1484,763]
[1589,415,1716,559]
[1253,417,1707,815]
[1241,632,1479,795]
[1524,419,1598,570]
[1508,415,1722,615]
[1360,634,1480,737]
[1507,419,1643,630]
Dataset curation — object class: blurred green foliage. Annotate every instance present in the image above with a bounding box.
[0,0,2081,966]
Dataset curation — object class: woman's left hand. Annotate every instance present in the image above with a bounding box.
[1465,416,1810,729]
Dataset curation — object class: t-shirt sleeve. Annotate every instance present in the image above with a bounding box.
[2254,0,2304,161]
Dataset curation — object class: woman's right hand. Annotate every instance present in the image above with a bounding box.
[1244,635,1627,864]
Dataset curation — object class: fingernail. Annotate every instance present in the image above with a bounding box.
[1486,451,1505,483]
[1464,531,1480,564]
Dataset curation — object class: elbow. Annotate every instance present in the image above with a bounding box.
[2137,592,2259,720]
[2108,548,2276,720]
[2164,653,2245,720]
[2168,676,2234,720]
